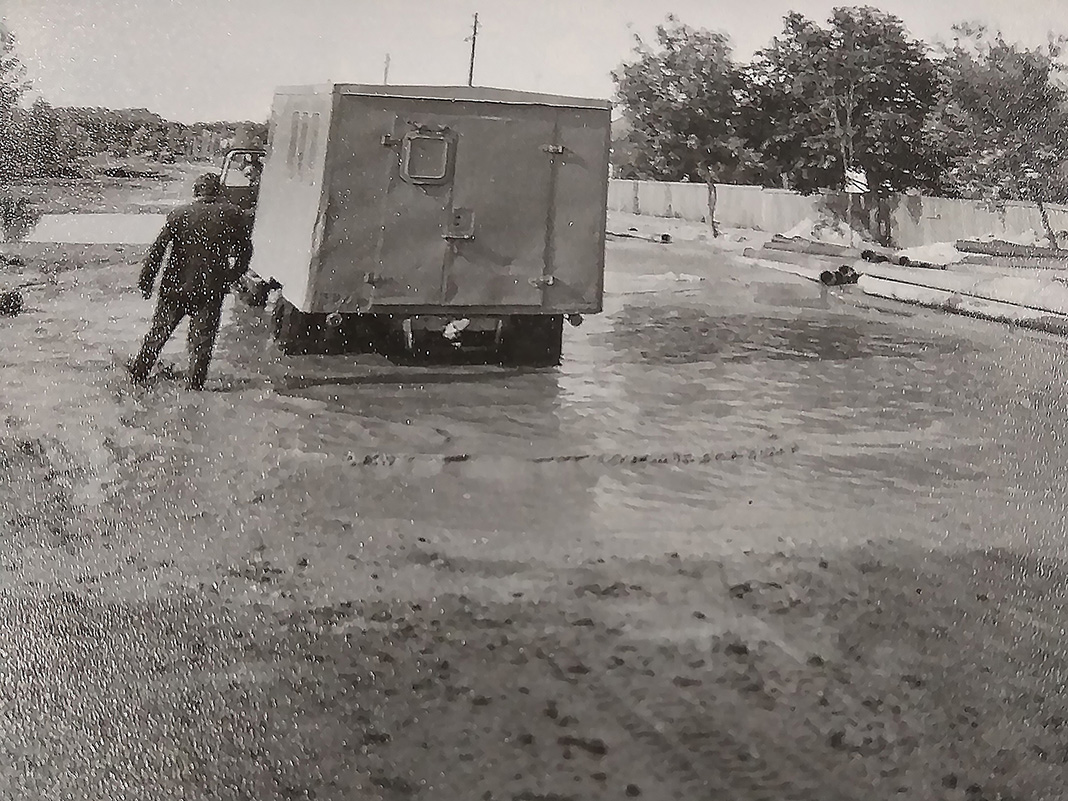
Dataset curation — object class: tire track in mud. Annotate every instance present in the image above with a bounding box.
[347,443,801,469]
[533,625,869,801]
[284,590,866,801]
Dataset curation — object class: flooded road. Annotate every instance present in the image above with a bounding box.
[160,234,1060,563]
[3,221,1068,799]
[19,213,167,244]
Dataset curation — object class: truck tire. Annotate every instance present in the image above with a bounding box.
[376,315,417,363]
[331,313,390,356]
[500,314,564,367]
[272,297,328,355]
[272,300,388,356]
[235,272,271,308]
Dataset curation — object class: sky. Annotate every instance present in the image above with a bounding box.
[4,0,1066,123]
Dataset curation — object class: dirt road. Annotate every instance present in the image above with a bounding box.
[2,200,1068,799]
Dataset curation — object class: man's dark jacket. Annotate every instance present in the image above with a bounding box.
[140,196,253,306]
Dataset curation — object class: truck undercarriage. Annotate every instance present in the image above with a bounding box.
[251,283,568,367]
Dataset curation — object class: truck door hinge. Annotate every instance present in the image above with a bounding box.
[381,134,401,147]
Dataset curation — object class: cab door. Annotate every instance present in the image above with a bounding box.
[220,149,266,213]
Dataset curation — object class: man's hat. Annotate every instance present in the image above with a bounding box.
[193,172,222,197]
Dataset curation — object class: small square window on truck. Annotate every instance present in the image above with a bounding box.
[401,133,452,185]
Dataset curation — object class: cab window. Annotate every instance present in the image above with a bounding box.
[222,152,265,188]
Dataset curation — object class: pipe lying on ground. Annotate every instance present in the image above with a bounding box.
[766,237,857,258]
[606,230,673,244]
[955,239,1068,259]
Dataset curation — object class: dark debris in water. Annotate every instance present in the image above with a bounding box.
[95,166,167,180]
[350,444,799,469]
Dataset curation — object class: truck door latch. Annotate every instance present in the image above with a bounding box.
[443,208,476,241]
[541,144,565,155]
[529,276,556,288]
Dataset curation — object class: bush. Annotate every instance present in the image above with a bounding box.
[0,191,41,242]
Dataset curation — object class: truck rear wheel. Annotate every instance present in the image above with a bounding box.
[499,314,564,367]
[272,297,329,355]
[235,272,272,308]
[272,299,387,356]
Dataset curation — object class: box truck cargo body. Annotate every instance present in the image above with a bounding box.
[235,83,612,365]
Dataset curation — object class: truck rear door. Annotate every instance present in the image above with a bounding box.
[372,118,452,305]
[375,110,557,309]
[440,114,555,307]
[537,109,609,312]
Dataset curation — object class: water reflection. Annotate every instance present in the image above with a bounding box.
[605,303,964,364]
[205,333,605,560]
[275,368,539,393]
[110,234,1039,560]
[13,213,166,245]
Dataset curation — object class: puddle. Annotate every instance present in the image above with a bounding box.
[16,213,167,245]
[2,212,1052,564]
[604,304,964,364]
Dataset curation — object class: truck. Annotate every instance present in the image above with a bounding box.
[218,83,612,366]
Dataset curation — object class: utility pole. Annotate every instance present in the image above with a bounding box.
[383,53,391,84]
[467,13,479,86]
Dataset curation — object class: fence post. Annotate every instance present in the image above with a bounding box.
[707,181,719,236]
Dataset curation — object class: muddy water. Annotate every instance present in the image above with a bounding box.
[194,239,1045,565]
[5,226,1068,799]
[4,230,1059,573]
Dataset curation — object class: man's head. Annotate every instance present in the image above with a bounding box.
[193,172,222,199]
[244,159,263,184]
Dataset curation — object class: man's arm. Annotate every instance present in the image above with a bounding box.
[139,211,180,297]
[225,211,255,284]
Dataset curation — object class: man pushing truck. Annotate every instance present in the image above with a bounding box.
[127,173,253,391]
[131,82,612,388]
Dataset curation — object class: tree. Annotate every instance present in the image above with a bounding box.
[932,24,1068,246]
[743,6,943,195]
[129,125,151,156]
[23,98,62,175]
[0,22,30,179]
[232,121,268,150]
[611,15,758,183]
